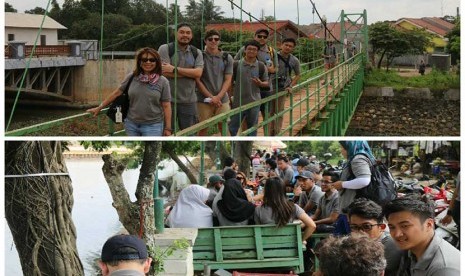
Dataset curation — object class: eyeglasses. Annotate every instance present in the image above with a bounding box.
[321,180,334,184]
[236,177,244,180]
[207,37,220,42]
[349,223,382,231]
[140,58,157,63]
[256,35,268,39]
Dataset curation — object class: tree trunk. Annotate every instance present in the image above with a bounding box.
[233,141,253,177]
[101,142,162,241]
[163,145,198,184]
[5,141,84,276]
[205,141,230,169]
[377,49,387,69]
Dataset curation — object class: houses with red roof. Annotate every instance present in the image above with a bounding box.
[394,17,455,53]
[206,20,310,45]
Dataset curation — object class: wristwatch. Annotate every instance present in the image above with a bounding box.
[172,67,177,73]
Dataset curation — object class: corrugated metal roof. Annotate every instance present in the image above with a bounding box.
[5,12,67,29]
[395,17,454,37]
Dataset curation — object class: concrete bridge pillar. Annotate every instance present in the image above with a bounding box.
[8,41,26,59]
[67,41,82,57]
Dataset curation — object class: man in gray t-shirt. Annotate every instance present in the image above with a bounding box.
[384,197,460,276]
[196,29,233,136]
[229,40,269,136]
[159,23,203,131]
[270,38,301,135]
[277,155,294,192]
[294,170,324,216]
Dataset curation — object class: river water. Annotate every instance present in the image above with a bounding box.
[5,157,177,275]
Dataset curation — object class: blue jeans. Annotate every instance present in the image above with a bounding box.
[229,106,260,136]
[124,118,163,136]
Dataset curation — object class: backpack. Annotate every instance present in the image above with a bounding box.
[242,45,275,67]
[349,153,397,207]
[168,42,199,63]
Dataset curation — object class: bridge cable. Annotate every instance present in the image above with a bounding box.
[6,0,53,132]
[97,0,105,130]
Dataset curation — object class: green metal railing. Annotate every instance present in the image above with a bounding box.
[5,54,364,137]
[176,53,364,136]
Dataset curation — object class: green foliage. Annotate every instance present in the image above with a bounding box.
[25,7,46,14]
[295,38,324,64]
[365,69,460,90]
[446,17,460,65]
[5,2,17,12]
[285,141,341,160]
[219,30,254,53]
[369,22,431,70]
[148,238,189,275]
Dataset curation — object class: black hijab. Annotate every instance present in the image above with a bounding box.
[217,178,255,222]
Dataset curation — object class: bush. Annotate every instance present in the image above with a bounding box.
[365,69,460,91]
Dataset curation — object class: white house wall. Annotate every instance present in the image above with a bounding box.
[5,27,59,45]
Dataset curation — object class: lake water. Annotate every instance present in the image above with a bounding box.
[5,157,172,275]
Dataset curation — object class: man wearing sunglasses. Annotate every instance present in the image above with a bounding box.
[196,30,233,135]
[234,28,278,134]
[159,23,204,131]
[348,198,402,276]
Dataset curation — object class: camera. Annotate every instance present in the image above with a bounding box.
[277,76,287,88]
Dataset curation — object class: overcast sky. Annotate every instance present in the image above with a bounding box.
[6,0,461,25]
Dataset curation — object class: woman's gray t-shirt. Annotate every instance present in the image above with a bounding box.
[119,73,171,124]
[339,154,371,211]
[254,203,304,225]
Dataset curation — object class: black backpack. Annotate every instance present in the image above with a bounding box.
[349,153,397,207]
[168,42,199,62]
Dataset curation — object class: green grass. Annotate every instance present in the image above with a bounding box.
[365,69,460,91]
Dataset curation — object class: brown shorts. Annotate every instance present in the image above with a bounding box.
[197,100,231,122]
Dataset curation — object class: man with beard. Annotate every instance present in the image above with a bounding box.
[159,23,204,131]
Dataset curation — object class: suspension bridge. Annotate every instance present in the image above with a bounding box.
[5,0,368,137]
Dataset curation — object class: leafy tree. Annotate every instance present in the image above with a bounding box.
[295,37,325,63]
[25,7,47,14]
[80,0,131,14]
[184,0,224,23]
[5,2,17,12]
[446,17,460,65]
[128,0,166,26]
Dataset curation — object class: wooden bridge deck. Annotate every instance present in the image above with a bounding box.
[253,83,337,136]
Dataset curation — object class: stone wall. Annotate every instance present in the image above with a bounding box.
[345,87,460,136]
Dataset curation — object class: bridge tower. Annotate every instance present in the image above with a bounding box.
[339,10,368,64]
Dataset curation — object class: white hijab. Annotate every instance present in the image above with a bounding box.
[167,185,213,228]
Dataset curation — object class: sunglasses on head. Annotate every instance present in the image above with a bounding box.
[207,37,220,42]
[349,223,382,231]
[256,34,268,39]
[140,58,157,63]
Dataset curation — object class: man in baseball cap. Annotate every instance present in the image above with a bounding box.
[99,234,152,276]
[206,174,225,207]
[294,171,324,216]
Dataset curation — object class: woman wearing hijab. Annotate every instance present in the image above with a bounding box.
[212,171,256,226]
[332,141,375,212]
[166,185,213,228]
[87,47,172,136]
[254,177,316,241]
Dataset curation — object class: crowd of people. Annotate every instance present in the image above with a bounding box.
[88,23,302,136]
[98,140,460,275]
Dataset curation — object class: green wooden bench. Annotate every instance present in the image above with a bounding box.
[308,233,330,271]
[193,223,305,273]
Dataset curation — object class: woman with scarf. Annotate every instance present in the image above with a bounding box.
[254,177,316,241]
[332,141,375,212]
[212,169,256,226]
[166,185,213,228]
[87,47,172,136]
